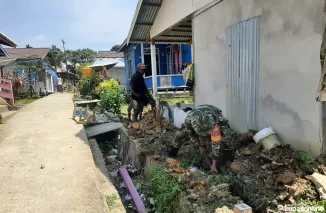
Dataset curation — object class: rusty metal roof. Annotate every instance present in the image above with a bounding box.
[96,51,124,58]
[126,0,192,44]
[4,48,50,59]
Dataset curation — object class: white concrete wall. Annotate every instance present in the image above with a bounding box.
[193,0,324,156]
[150,0,215,38]
[109,67,126,87]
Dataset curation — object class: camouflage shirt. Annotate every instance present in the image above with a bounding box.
[172,104,227,158]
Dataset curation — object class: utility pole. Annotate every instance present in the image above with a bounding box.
[61,39,70,82]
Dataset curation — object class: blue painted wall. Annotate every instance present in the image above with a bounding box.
[123,43,192,90]
[181,44,192,64]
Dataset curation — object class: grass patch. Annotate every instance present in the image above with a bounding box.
[106,195,118,209]
[297,151,313,168]
[145,165,183,213]
[159,97,194,105]
[16,98,38,105]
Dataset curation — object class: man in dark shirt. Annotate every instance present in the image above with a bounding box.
[130,63,153,121]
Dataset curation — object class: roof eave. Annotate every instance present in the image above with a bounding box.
[126,0,144,45]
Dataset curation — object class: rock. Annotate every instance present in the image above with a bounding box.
[105,155,117,165]
[109,149,118,155]
[240,148,252,156]
[230,162,246,173]
[215,206,233,213]
[276,172,297,184]
[109,171,118,179]
[318,165,326,175]
[307,173,326,200]
[277,191,289,201]
[40,164,45,169]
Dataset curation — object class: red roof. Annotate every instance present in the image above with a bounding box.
[4,48,50,59]
[96,51,124,58]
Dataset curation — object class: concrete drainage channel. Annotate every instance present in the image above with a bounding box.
[86,126,148,213]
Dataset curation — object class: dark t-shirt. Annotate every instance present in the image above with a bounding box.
[130,71,147,100]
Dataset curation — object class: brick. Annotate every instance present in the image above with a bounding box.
[233,203,252,213]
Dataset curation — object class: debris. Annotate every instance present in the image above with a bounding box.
[233,203,252,213]
[40,164,45,169]
[230,162,247,174]
[105,155,117,165]
[132,122,140,129]
[215,206,233,213]
[307,173,326,200]
[109,149,118,155]
[277,191,289,201]
[276,172,297,184]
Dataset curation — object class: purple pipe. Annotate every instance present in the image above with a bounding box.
[119,167,147,213]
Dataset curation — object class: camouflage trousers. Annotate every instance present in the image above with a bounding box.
[172,116,220,159]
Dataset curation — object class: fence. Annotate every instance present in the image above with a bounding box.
[0,78,14,105]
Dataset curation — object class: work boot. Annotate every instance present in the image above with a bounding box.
[132,112,139,122]
[168,147,180,157]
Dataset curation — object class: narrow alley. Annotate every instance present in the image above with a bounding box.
[0,94,120,213]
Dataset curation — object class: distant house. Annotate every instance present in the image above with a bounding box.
[91,51,126,87]
[96,51,124,59]
[0,32,17,73]
[3,48,58,94]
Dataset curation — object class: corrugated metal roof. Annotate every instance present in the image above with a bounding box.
[4,48,50,59]
[125,0,192,44]
[0,33,17,47]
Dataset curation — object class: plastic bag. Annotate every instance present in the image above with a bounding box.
[173,107,188,128]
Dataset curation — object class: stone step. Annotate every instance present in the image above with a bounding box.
[0,111,17,122]
[0,105,9,113]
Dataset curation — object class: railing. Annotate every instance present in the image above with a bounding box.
[0,78,14,105]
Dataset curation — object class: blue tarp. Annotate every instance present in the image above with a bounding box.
[46,69,57,92]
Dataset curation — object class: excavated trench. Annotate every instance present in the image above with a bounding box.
[93,124,322,213]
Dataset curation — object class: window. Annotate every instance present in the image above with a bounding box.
[143,48,160,76]
[127,53,132,79]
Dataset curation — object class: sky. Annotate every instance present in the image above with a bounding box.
[0,0,138,51]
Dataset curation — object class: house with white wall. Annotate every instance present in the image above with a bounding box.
[3,48,57,95]
[131,0,326,156]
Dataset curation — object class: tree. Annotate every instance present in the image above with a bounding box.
[110,45,120,51]
[76,62,92,75]
[66,48,97,68]
[26,44,32,48]
[47,45,63,69]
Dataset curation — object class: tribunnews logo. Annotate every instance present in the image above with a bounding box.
[278,204,324,212]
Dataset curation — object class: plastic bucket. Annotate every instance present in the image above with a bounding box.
[253,127,281,150]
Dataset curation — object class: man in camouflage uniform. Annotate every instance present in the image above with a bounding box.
[168,104,228,173]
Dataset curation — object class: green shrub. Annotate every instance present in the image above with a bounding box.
[297,151,313,167]
[77,73,100,98]
[95,78,119,95]
[100,88,124,115]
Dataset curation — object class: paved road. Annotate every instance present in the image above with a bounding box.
[0,93,123,213]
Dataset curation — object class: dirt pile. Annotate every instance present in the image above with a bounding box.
[126,111,178,155]
[227,140,319,212]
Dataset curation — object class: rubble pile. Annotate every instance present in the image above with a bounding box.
[224,135,319,212]
[126,111,178,155]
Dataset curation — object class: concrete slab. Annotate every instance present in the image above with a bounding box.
[0,110,16,122]
[86,122,123,138]
[0,105,8,113]
[0,93,121,213]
